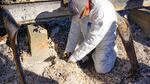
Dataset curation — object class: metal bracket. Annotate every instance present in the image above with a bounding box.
[2,10,26,84]
[117,13,139,76]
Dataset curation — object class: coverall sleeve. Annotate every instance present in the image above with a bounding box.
[65,18,81,53]
[71,8,110,61]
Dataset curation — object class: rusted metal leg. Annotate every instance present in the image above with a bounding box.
[117,14,139,76]
[3,14,26,84]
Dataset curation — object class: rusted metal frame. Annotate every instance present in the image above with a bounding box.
[111,0,150,11]
[1,1,69,25]
[117,13,139,76]
[2,9,26,84]
[129,9,150,38]
[0,0,61,5]
[1,0,150,25]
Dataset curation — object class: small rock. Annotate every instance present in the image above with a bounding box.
[0,37,7,45]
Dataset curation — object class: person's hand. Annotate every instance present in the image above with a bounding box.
[68,55,77,63]
[62,51,72,61]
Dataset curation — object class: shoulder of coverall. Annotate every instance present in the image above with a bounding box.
[70,0,89,16]
[88,0,104,21]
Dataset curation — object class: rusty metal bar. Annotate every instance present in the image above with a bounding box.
[2,10,26,84]
[1,0,150,8]
[0,0,60,4]
[129,9,150,38]
[111,0,150,11]
[1,0,150,25]
[1,1,69,25]
[117,13,139,76]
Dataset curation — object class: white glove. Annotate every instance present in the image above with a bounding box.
[68,55,77,63]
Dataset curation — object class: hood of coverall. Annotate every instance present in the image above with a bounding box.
[69,0,89,16]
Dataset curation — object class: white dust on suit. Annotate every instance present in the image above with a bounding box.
[65,0,118,73]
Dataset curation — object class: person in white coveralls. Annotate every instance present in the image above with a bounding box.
[64,0,118,73]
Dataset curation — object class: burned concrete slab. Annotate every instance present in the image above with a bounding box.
[21,25,50,75]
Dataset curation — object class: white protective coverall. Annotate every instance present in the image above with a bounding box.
[65,0,118,73]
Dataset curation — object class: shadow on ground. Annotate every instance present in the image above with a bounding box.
[0,48,58,84]
[129,17,150,47]
[77,56,150,83]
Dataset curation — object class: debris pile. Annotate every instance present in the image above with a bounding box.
[0,14,150,84]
